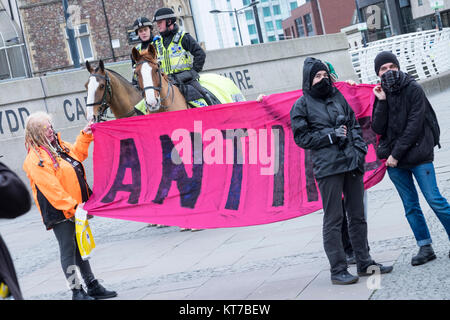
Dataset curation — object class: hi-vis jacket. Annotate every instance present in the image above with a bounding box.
[154,31,193,74]
[23,131,93,230]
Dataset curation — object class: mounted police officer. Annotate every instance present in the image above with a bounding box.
[152,7,213,106]
[130,17,154,87]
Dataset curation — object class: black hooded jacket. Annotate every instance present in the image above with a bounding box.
[371,71,435,167]
[160,24,206,73]
[290,57,368,180]
[0,162,31,300]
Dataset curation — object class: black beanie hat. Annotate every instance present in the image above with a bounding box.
[310,61,328,86]
[374,51,400,76]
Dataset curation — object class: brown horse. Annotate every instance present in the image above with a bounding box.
[85,60,143,122]
[131,45,190,112]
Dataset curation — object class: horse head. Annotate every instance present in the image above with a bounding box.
[85,59,111,122]
[132,45,163,111]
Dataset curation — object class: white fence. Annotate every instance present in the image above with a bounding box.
[349,28,450,84]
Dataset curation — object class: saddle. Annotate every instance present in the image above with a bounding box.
[169,70,221,107]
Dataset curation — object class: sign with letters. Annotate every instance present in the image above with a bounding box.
[84,83,386,229]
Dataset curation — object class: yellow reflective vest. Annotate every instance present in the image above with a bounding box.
[154,31,194,74]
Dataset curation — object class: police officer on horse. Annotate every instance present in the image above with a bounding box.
[152,7,214,106]
[131,17,154,87]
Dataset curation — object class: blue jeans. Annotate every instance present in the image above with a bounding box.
[387,162,450,246]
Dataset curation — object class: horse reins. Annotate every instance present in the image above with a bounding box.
[136,60,174,109]
[86,73,113,122]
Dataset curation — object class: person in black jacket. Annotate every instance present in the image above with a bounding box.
[290,57,393,285]
[0,161,31,300]
[152,7,213,105]
[372,51,450,265]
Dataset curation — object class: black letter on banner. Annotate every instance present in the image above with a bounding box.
[305,149,319,202]
[223,129,247,210]
[272,125,285,207]
[63,99,75,122]
[18,108,30,129]
[153,133,203,208]
[76,98,86,120]
[101,139,141,204]
[6,110,19,133]
[358,116,382,171]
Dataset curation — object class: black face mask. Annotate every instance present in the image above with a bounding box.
[310,77,333,99]
[381,70,402,93]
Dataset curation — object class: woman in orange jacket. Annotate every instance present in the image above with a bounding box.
[23,111,117,300]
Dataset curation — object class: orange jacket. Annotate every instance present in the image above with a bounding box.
[23,131,93,229]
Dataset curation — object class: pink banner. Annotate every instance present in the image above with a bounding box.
[84,83,386,228]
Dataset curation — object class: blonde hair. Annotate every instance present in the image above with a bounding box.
[24,111,64,167]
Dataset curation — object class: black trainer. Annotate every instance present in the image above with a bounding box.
[411,244,436,266]
[358,262,393,277]
[72,286,95,300]
[331,270,359,285]
[87,280,117,300]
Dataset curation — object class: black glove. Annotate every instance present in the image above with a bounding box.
[334,125,347,138]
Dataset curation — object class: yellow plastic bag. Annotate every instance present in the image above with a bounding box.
[75,206,95,260]
[0,282,10,299]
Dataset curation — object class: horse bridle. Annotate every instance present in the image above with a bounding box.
[86,73,113,122]
[135,60,174,111]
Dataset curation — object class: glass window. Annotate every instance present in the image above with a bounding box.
[290,1,298,11]
[66,23,94,63]
[362,3,391,41]
[265,21,274,31]
[263,7,271,17]
[418,0,423,6]
[273,5,281,15]
[276,19,283,30]
[304,14,314,36]
[245,10,254,20]
[268,35,276,42]
[295,17,305,37]
[243,0,250,5]
[248,24,257,35]
[251,38,259,44]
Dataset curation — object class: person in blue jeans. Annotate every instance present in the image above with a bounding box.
[371,51,450,266]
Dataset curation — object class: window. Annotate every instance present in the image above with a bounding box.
[251,38,259,44]
[65,23,94,63]
[304,14,314,36]
[295,17,305,37]
[263,7,271,17]
[290,1,298,11]
[418,0,423,6]
[273,5,281,15]
[268,35,276,42]
[245,10,254,20]
[243,0,250,5]
[265,21,274,31]
[276,19,283,30]
[248,24,257,35]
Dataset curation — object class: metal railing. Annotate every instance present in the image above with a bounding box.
[349,28,450,84]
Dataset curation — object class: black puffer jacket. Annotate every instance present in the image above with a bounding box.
[371,72,434,168]
[290,57,368,180]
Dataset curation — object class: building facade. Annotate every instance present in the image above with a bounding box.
[190,0,301,51]
[411,0,450,30]
[15,0,165,76]
[282,0,356,40]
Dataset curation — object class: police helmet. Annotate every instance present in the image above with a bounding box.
[153,7,177,25]
[133,17,153,33]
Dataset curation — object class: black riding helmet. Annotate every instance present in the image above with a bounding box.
[153,7,177,26]
[133,17,153,34]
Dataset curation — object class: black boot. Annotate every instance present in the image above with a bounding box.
[87,280,117,300]
[357,262,393,276]
[411,244,436,266]
[331,270,359,285]
[72,286,95,300]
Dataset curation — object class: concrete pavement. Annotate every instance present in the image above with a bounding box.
[1,90,449,301]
